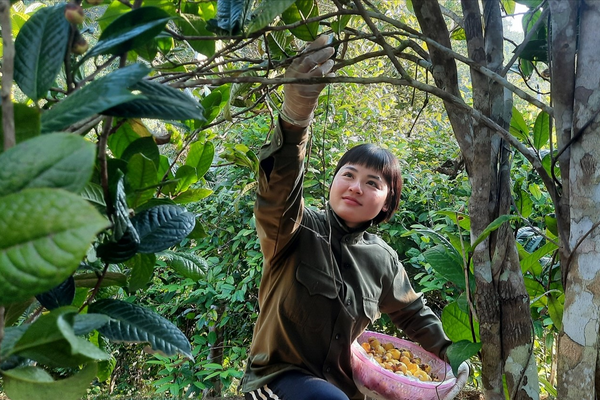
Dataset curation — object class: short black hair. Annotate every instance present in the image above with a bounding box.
[332,143,403,224]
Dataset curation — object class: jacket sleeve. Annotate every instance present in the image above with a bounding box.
[380,259,453,359]
[253,119,309,266]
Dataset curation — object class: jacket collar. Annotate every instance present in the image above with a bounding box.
[326,203,372,242]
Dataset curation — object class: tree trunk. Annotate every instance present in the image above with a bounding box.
[557,2,600,398]
[413,1,538,398]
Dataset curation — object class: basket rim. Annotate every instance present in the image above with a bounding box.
[352,330,456,389]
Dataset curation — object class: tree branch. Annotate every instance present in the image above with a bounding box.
[0,0,15,150]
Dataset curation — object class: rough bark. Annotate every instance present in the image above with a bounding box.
[414,1,538,398]
[557,2,600,399]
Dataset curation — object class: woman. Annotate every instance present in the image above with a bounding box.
[241,35,463,400]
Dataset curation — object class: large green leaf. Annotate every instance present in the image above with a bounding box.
[88,299,193,359]
[2,362,97,400]
[9,309,110,367]
[130,205,196,253]
[0,133,96,197]
[185,141,214,179]
[422,244,466,290]
[445,340,481,377]
[14,4,69,101]
[40,64,151,133]
[82,7,171,61]
[441,301,480,343]
[103,79,205,121]
[161,250,207,281]
[0,189,109,305]
[0,103,41,153]
[247,0,296,33]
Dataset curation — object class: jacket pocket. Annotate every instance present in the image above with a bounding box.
[281,262,340,332]
[362,296,380,324]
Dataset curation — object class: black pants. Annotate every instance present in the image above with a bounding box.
[244,370,350,400]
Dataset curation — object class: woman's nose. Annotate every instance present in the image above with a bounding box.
[349,181,363,194]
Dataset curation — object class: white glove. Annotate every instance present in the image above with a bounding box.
[281,34,335,127]
[441,361,470,400]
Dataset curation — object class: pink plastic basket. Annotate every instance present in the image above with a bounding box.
[351,331,456,400]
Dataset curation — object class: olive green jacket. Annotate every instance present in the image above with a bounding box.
[240,121,451,399]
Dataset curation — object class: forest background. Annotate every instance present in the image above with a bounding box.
[0,0,597,399]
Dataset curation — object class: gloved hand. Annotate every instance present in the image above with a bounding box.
[281,34,335,127]
[441,361,470,400]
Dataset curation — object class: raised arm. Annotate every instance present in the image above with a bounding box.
[254,35,335,263]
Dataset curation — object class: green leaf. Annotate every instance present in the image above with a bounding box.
[107,121,142,159]
[545,214,558,236]
[209,0,250,35]
[521,241,557,276]
[82,7,171,62]
[88,299,193,359]
[161,250,207,281]
[174,165,198,194]
[177,14,216,57]
[103,79,205,122]
[173,188,213,204]
[201,86,228,125]
[441,301,480,343]
[510,106,529,141]
[422,244,467,290]
[121,136,160,166]
[35,276,75,310]
[0,133,96,197]
[469,214,519,252]
[126,153,158,208]
[185,141,214,179]
[126,253,156,292]
[0,103,41,153]
[10,309,110,367]
[80,182,106,211]
[73,272,128,288]
[40,64,150,133]
[96,228,139,264]
[514,186,533,218]
[3,363,98,400]
[3,298,35,327]
[281,0,319,41]
[445,340,480,377]
[73,313,111,336]
[0,189,109,305]
[547,292,564,330]
[1,325,29,360]
[131,205,196,253]
[450,27,466,40]
[247,0,296,33]
[14,4,69,101]
[533,111,550,150]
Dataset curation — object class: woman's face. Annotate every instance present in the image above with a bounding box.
[329,163,389,228]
